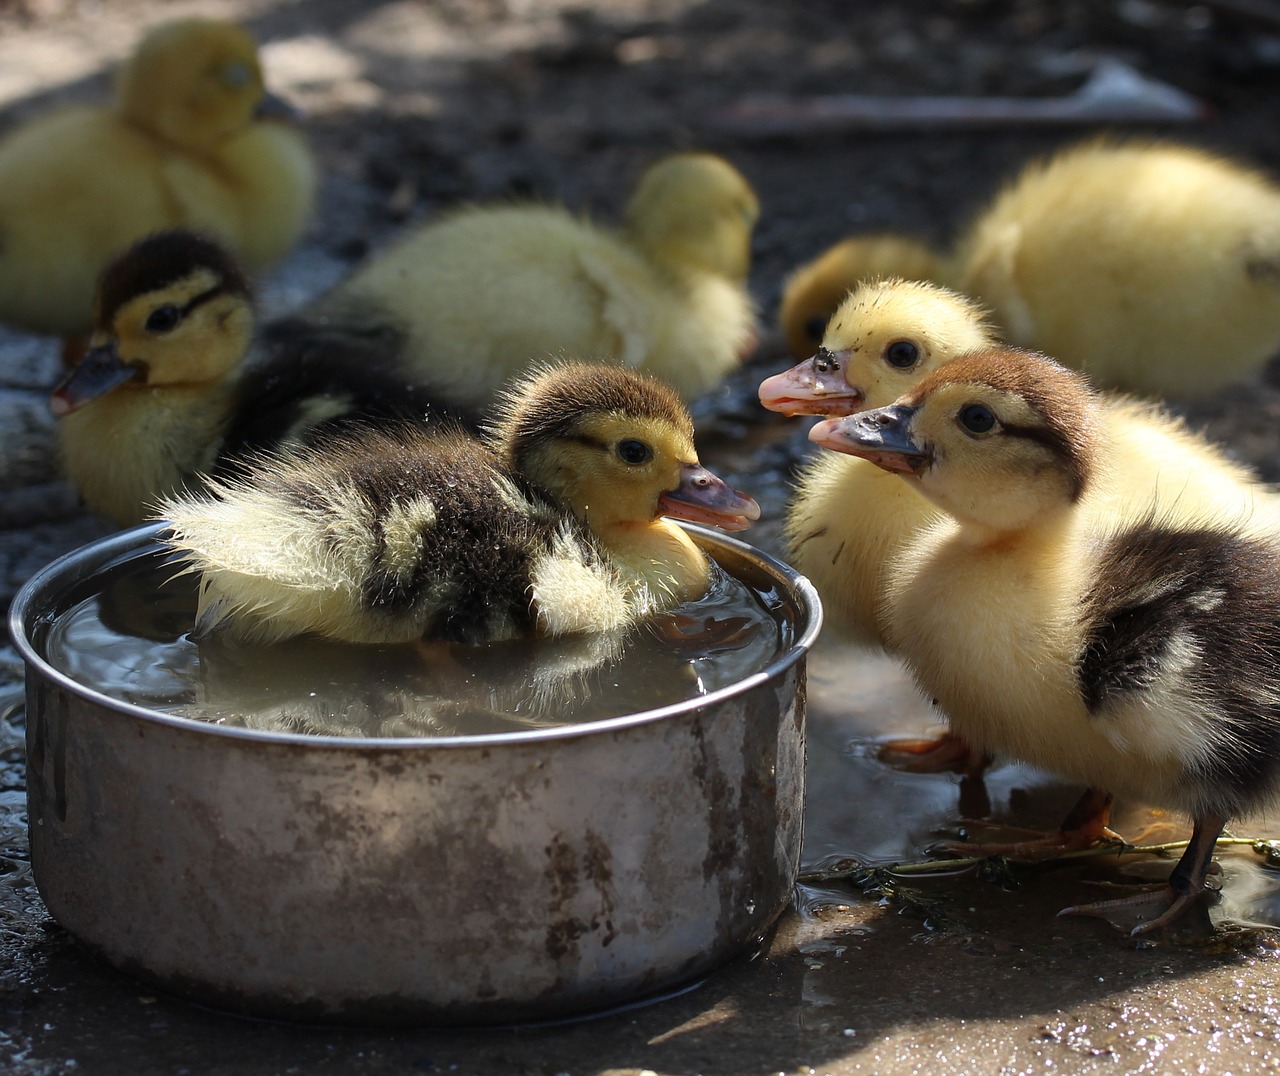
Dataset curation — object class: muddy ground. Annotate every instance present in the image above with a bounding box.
[4,0,1280,1073]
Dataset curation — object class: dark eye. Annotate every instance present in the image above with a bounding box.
[958,403,997,435]
[884,340,919,369]
[803,315,827,342]
[144,305,182,334]
[222,62,252,88]
[616,439,653,465]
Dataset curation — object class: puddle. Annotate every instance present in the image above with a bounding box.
[797,634,1280,940]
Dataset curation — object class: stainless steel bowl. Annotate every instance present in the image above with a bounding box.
[10,522,821,1025]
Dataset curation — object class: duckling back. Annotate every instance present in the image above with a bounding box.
[954,140,1280,397]
[162,425,635,646]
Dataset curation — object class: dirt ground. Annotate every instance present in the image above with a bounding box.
[5,0,1280,1073]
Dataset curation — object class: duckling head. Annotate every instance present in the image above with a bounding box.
[809,346,1098,534]
[761,278,997,417]
[51,230,254,416]
[624,153,760,282]
[779,234,946,361]
[116,19,289,153]
[495,362,760,537]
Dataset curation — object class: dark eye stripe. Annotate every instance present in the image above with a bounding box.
[180,284,228,317]
[1002,422,1089,501]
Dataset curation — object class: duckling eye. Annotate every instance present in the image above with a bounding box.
[144,305,182,334]
[803,315,827,342]
[958,403,997,435]
[884,340,920,369]
[221,62,252,88]
[616,439,653,465]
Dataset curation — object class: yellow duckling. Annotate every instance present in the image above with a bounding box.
[310,152,760,405]
[51,231,463,527]
[0,18,315,342]
[159,363,759,645]
[810,346,1280,934]
[953,139,1280,397]
[778,234,944,361]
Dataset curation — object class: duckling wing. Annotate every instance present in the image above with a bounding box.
[1076,522,1280,817]
[207,124,317,271]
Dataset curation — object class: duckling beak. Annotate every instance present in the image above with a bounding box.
[658,463,761,532]
[255,90,305,123]
[758,348,862,416]
[49,341,143,416]
[808,404,929,476]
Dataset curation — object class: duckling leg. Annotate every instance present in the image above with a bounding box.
[877,730,991,776]
[937,786,1117,858]
[1059,813,1228,936]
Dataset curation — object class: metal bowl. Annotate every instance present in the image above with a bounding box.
[10,522,820,1026]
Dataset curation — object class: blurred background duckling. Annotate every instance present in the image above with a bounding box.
[761,278,1273,771]
[304,152,760,406]
[809,346,1280,934]
[51,230,465,527]
[778,138,1280,399]
[952,139,1280,398]
[0,18,315,351]
[159,362,759,646]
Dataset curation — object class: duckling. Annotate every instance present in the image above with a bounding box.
[0,18,315,342]
[778,235,944,361]
[51,230,464,527]
[809,346,1280,933]
[952,138,1280,397]
[307,152,759,405]
[159,362,759,645]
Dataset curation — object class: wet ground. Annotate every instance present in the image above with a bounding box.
[5,0,1280,1072]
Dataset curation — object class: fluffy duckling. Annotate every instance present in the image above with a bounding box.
[778,235,944,361]
[810,346,1280,933]
[762,278,1266,648]
[159,363,760,646]
[952,139,1280,397]
[308,153,760,405]
[0,18,315,342]
[51,231,462,527]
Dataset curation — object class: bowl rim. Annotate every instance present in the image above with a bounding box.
[9,521,822,750]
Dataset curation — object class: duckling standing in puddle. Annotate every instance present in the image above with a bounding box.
[808,346,1280,934]
[760,278,1272,774]
[0,19,315,350]
[159,362,759,646]
[51,231,467,527]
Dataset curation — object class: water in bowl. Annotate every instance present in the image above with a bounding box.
[44,547,790,737]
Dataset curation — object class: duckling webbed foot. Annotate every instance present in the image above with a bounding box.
[935,787,1117,859]
[1059,812,1227,936]
[877,730,990,776]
